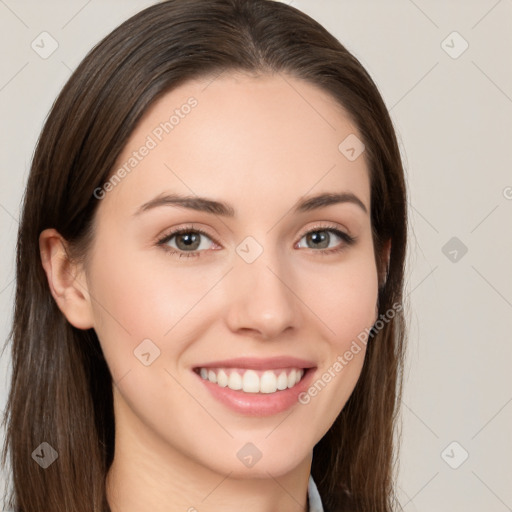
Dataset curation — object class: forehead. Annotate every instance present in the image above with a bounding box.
[100,72,370,218]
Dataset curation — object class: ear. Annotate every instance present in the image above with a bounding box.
[39,228,95,330]
[379,238,391,288]
[374,238,391,320]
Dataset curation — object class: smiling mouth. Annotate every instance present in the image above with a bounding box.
[194,367,308,394]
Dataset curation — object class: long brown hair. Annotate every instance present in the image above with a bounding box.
[1,1,407,510]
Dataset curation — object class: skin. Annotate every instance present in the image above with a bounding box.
[40,72,387,512]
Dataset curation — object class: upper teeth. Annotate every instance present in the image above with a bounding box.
[198,367,305,394]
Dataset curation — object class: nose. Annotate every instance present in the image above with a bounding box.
[223,250,301,340]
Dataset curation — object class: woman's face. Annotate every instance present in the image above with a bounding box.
[84,72,379,478]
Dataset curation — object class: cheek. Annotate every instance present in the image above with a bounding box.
[325,266,377,348]
[85,234,210,381]
[294,249,378,430]
[301,249,379,351]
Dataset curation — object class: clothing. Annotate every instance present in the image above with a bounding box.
[308,475,324,512]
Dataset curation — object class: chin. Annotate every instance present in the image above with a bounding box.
[197,440,312,480]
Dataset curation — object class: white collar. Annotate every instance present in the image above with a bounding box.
[308,475,324,512]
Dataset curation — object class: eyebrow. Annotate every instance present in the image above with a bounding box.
[134,191,368,217]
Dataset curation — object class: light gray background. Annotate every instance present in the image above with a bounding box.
[1,0,511,510]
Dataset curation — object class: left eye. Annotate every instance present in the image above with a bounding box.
[296,228,354,251]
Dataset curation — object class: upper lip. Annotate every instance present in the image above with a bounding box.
[193,356,317,370]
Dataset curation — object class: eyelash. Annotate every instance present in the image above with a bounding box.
[156,223,356,259]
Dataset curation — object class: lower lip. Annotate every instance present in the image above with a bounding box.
[194,368,316,416]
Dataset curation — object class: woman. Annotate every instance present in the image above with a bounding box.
[1,1,407,511]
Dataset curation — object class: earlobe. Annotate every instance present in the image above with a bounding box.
[39,228,95,330]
